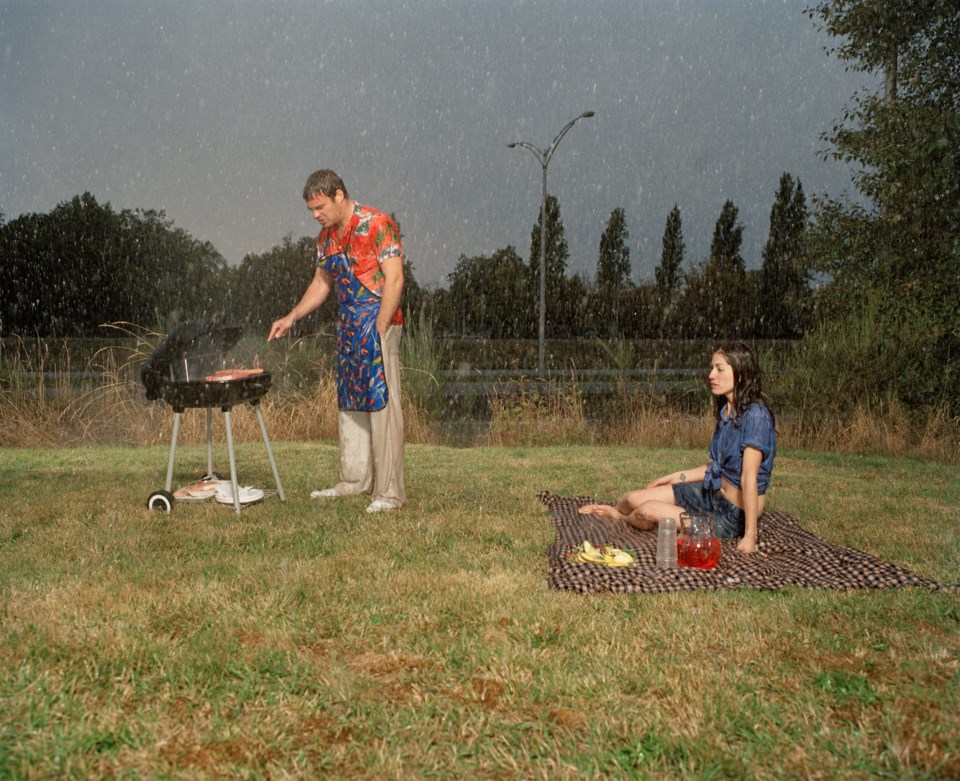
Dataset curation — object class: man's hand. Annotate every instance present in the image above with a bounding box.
[269,269,331,341]
[268,315,295,341]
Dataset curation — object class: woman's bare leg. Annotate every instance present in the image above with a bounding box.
[623,499,685,531]
[579,484,678,525]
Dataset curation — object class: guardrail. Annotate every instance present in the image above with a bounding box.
[11,368,705,398]
[15,371,109,381]
[437,368,704,378]
[434,367,704,396]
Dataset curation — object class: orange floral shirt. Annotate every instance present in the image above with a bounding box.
[316,203,404,325]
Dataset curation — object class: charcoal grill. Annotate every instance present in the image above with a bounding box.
[140,316,285,513]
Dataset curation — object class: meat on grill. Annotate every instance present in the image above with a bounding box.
[140,317,271,411]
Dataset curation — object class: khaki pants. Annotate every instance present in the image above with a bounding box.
[332,324,405,506]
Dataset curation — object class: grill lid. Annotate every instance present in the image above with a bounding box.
[141,316,244,399]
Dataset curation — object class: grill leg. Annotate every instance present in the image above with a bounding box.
[165,412,182,492]
[206,407,215,478]
[223,408,242,514]
[254,403,286,502]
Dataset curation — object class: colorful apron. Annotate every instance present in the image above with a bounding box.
[324,251,388,412]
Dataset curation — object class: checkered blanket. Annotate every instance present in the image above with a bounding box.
[540,491,958,594]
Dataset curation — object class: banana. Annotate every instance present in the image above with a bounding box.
[570,541,635,567]
[607,550,635,567]
[580,549,607,564]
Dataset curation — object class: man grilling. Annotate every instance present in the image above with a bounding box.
[268,169,405,513]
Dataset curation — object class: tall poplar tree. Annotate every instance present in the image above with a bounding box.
[655,204,684,300]
[707,200,745,277]
[760,173,809,338]
[595,207,631,338]
[528,194,570,338]
[697,200,748,337]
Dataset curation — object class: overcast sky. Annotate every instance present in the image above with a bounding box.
[1,0,869,287]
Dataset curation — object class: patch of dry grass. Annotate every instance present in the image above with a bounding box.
[5,336,958,463]
[487,377,593,447]
[780,393,960,463]
[0,331,444,449]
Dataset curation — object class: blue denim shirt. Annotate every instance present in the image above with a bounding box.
[703,402,776,495]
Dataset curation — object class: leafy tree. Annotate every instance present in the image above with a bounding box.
[446,254,482,338]
[1,210,50,335]
[0,193,226,337]
[427,286,457,339]
[806,0,960,410]
[134,208,226,330]
[760,173,809,338]
[619,283,661,340]
[447,253,500,339]
[707,200,745,277]
[227,235,327,333]
[401,258,425,323]
[444,247,529,339]
[528,194,569,338]
[595,207,631,338]
[484,247,530,339]
[558,272,592,340]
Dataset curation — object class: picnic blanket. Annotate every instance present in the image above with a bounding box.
[540,491,958,594]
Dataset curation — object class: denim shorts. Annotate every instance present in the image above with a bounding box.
[672,482,745,538]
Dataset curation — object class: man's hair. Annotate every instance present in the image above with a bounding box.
[303,169,349,201]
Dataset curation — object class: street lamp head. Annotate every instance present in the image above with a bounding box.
[506,142,518,148]
[581,111,595,118]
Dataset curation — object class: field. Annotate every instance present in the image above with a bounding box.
[1,441,958,780]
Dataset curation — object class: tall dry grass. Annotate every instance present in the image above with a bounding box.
[1,331,957,461]
[487,375,593,447]
[0,329,161,448]
[0,327,443,449]
[770,391,959,463]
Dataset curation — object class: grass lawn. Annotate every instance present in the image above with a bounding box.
[1,441,958,779]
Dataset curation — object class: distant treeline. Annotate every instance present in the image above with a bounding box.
[0,180,807,344]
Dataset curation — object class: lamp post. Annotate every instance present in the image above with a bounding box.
[508,110,595,374]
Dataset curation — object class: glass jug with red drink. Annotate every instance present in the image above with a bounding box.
[677,512,722,569]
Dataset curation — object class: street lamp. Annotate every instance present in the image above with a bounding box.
[508,110,595,374]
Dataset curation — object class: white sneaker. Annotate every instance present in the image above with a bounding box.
[310,488,340,499]
[365,499,398,513]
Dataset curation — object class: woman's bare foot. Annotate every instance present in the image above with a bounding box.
[578,503,625,521]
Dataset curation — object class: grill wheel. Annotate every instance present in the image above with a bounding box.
[147,490,175,513]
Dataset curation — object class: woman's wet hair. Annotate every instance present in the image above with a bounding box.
[712,342,773,425]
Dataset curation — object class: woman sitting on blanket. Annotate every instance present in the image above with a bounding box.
[579,342,776,555]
